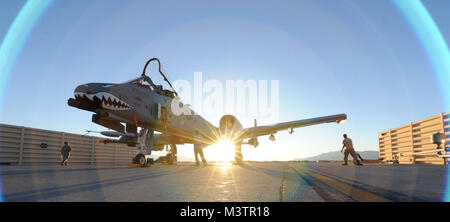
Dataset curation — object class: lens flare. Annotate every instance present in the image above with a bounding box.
[0,0,449,202]
[204,140,235,162]
[393,0,450,202]
[0,0,54,202]
[393,0,450,110]
[217,161,233,172]
[0,0,54,113]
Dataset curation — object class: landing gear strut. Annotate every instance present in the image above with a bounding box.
[234,143,244,165]
[164,144,178,165]
[132,128,151,167]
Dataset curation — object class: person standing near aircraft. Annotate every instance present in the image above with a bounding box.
[61,141,72,166]
[341,134,362,165]
[194,144,207,167]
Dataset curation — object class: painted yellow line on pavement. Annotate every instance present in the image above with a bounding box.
[300,167,392,202]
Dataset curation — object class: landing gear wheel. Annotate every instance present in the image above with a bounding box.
[136,154,146,167]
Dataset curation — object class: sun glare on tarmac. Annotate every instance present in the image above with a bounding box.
[204,140,235,162]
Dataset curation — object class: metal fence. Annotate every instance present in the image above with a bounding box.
[0,123,138,165]
[378,112,450,164]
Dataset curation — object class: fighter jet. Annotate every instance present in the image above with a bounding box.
[68,58,347,166]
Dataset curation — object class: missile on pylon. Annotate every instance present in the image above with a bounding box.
[100,131,137,138]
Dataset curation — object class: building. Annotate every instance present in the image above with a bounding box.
[0,123,138,165]
[378,112,449,164]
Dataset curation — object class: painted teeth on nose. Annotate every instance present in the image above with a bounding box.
[86,94,94,101]
[91,92,131,110]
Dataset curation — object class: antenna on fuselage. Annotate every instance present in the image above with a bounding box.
[141,58,180,99]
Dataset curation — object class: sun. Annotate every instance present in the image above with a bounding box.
[203,139,236,162]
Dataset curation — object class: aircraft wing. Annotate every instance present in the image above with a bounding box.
[237,114,347,140]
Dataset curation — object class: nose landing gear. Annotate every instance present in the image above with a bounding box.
[131,128,152,167]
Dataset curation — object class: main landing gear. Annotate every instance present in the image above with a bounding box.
[234,143,244,165]
[161,144,177,165]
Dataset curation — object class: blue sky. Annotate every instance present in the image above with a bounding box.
[0,0,449,160]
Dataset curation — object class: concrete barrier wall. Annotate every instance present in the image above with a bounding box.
[0,123,138,165]
[378,112,450,164]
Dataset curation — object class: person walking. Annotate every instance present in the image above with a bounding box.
[61,141,72,166]
[341,134,362,166]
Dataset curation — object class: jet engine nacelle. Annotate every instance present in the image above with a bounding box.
[219,115,243,138]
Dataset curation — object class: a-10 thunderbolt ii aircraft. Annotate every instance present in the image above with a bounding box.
[68,58,347,166]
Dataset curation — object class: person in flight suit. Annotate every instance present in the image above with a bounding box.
[61,141,72,166]
[341,134,362,166]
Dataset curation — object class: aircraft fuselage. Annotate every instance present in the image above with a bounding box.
[68,80,220,145]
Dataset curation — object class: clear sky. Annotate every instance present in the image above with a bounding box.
[0,0,449,161]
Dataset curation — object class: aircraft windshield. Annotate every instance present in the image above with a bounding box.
[129,76,154,90]
[126,76,176,98]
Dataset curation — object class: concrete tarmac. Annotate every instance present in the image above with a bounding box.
[0,162,447,201]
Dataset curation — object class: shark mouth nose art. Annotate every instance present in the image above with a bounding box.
[74,92,132,111]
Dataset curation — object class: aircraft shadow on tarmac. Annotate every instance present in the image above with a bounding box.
[3,166,195,201]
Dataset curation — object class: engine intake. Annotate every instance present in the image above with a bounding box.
[219,115,243,140]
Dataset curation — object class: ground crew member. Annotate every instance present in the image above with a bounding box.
[194,144,207,167]
[341,134,362,165]
[61,141,72,166]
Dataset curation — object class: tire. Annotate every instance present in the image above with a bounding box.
[137,154,146,167]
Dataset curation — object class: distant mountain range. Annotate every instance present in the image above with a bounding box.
[297,150,379,161]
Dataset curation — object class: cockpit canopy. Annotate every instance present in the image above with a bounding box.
[125,76,176,98]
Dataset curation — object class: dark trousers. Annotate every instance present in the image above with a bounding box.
[61,154,69,166]
[344,149,360,165]
[194,146,206,166]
